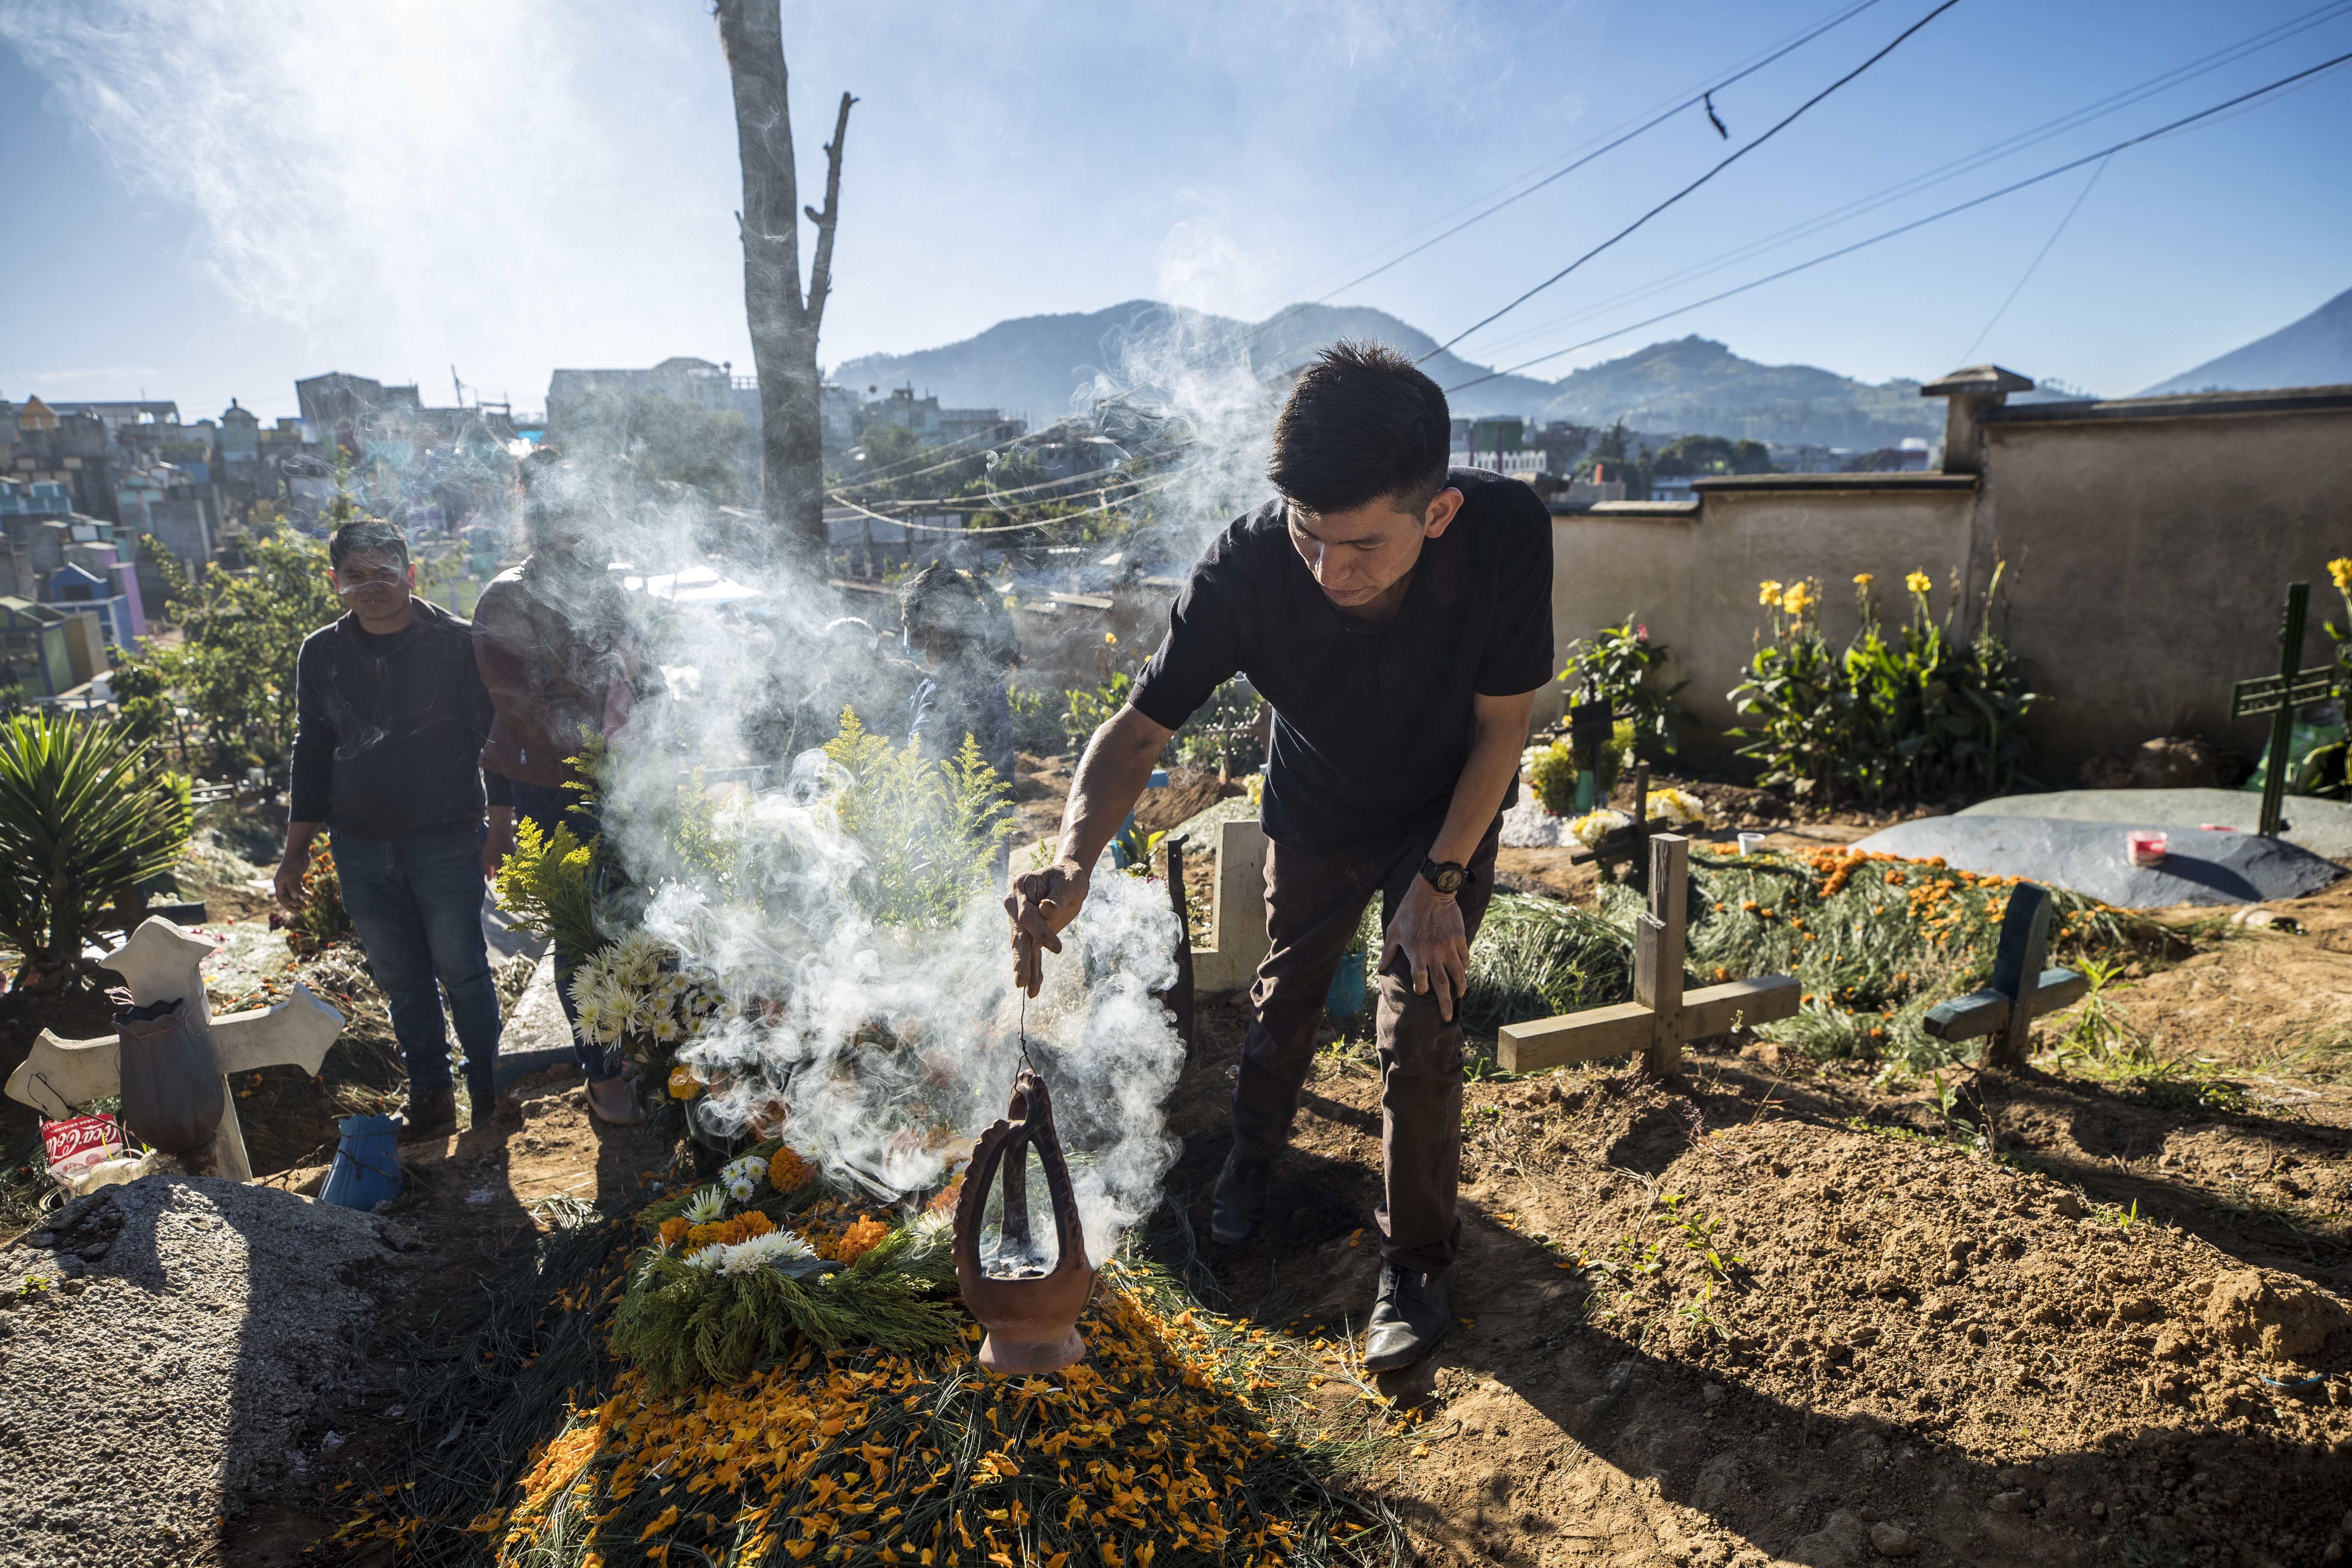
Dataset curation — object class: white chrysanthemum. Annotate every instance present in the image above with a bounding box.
[727,1178,755,1203]
[1568,808,1632,849]
[1645,787,1707,827]
[684,1243,726,1270]
[720,1155,766,1188]
[683,1185,728,1224]
[650,1013,683,1045]
[725,1229,815,1274]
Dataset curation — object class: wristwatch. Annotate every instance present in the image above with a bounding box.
[1418,858,1471,897]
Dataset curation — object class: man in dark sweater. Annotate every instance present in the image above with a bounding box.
[1008,343,1553,1372]
[279,518,511,1141]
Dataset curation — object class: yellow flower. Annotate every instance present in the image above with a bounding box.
[1104,632,1117,643]
[2331,557,2352,591]
[1757,580,1782,606]
[1852,573,1874,587]
[1781,582,1816,617]
[1905,570,1932,595]
[666,1063,702,1100]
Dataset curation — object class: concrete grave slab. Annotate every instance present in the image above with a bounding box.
[1958,789,2352,862]
[1853,816,2339,908]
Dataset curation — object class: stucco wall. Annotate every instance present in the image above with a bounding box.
[1972,393,2351,774]
[1536,387,2351,784]
[1542,479,1979,757]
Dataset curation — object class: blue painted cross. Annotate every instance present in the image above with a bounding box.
[1921,882,2089,1072]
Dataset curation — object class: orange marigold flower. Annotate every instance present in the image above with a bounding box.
[927,1174,965,1214]
[834,1216,889,1266]
[658,1216,689,1249]
[769,1146,812,1191]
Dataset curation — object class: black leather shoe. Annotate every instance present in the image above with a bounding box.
[1361,1262,1454,1372]
[1208,1148,1272,1244]
[395,1085,456,1143]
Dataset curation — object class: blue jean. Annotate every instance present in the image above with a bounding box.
[333,823,504,1098]
[508,779,619,1083]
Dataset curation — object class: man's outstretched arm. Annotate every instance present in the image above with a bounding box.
[1004,703,1174,995]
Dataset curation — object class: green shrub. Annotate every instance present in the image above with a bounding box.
[1560,616,1689,757]
[1526,719,1632,815]
[824,713,1017,929]
[1729,568,2040,808]
[0,713,193,983]
[1171,677,1265,775]
[1061,668,1133,748]
[1006,683,1065,756]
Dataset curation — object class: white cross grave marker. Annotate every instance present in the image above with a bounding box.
[3,918,346,1182]
[1495,834,1803,1080]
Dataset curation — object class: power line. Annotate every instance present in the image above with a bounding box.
[1419,0,1963,366]
[1956,155,2111,367]
[1442,46,2352,394]
[1455,0,2352,363]
[1244,0,1890,341]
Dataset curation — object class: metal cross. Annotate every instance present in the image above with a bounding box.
[1497,833,1801,1081]
[2229,582,2333,838]
[4,918,346,1182]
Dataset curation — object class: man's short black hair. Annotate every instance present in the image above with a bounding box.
[1268,340,1451,516]
[329,518,409,571]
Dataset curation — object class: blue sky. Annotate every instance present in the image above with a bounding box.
[3,0,2347,423]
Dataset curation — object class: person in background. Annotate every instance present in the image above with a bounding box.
[278,518,510,1142]
[1005,343,1552,1373]
[899,564,1019,783]
[473,453,658,1127]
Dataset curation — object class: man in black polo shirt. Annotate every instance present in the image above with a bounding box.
[1008,342,1552,1371]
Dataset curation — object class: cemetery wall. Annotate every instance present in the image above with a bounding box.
[1973,387,2352,773]
[1536,383,2352,783]
[1539,478,1979,740]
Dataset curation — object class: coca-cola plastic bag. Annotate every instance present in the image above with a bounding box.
[41,1114,125,1189]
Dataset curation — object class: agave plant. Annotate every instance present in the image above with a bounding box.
[0,713,194,986]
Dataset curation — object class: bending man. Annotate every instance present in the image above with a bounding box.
[1006,343,1552,1372]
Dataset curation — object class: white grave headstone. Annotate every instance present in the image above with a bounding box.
[3,918,346,1181]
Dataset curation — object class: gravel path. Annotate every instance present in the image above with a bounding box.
[0,1175,418,1568]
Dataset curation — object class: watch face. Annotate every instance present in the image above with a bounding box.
[1430,864,1467,894]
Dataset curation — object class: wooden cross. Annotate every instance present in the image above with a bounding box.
[2229,582,2333,838]
[1497,833,1801,1079]
[3,918,346,1182]
[1920,881,2086,1072]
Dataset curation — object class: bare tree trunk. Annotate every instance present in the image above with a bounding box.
[714,0,853,569]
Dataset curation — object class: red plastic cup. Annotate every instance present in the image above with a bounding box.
[2126,830,2168,868]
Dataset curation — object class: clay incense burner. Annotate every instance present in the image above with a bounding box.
[953,1067,1096,1373]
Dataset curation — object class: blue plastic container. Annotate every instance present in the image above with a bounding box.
[1324,954,1369,1020]
[318,1112,403,1210]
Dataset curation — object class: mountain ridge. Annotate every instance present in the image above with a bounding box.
[831,303,1944,448]
[2136,286,2352,397]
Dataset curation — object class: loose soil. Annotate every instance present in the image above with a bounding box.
[1141,854,2352,1567]
[14,773,2352,1567]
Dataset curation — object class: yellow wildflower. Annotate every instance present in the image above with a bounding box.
[1781,582,1816,617]
[1104,632,1117,643]
[1757,579,1782,606]
[2331,557,2352,591]
[1905,569,1932,595]
[1852,573,1874,587]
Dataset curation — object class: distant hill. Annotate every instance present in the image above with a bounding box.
[2137,286,2352,396]
[1539,336,1939,450]
[833,306,1948,447]
[831,301,1558,423]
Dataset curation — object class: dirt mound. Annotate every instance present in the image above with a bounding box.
[1169,1008,2352,1568]
[0,1175,421,1568]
